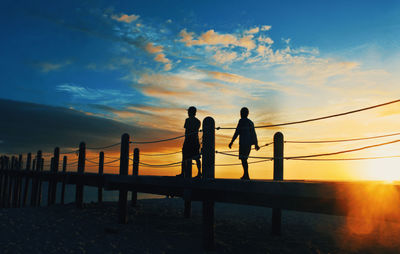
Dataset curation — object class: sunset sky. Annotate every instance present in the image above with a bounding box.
[1,0,400,181]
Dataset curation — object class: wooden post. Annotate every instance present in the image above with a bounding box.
[37,158,44,206]
[98,151,104,204]
[22,153,31,207]
[48,157,54,206]
[48,147,59,205]
[0,156,3,203]
[76,142,86,208]
[1,156,9,207]
[14,154,23,207]
[131,148,139,207]
[30,154,39,207]
[7,156,16,208]
[202,116,215,250]
[272,132,284,235]
[60,156,67,204]
[119,133,130,224]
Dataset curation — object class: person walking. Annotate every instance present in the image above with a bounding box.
[229,107,260,180]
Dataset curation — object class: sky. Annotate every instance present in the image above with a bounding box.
[1,0,400,181]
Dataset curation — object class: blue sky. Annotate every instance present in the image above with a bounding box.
[1,0,400,179]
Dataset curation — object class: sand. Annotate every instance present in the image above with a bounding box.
[1,198,400,253]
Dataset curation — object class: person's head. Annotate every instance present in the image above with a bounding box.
[188,106,197,117]
[240,107,249,118]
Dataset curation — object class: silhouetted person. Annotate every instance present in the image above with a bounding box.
[229,107,260,180]
[177,106,202,178]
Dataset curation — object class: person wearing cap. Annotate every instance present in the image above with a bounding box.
[177,106,202,178]
[229,107,260,180]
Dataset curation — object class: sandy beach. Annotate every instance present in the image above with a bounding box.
[1,198,400,254]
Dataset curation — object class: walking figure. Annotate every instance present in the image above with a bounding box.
[177,106,202,178]
[229,107,260,180]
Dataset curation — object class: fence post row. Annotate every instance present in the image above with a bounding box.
[76,142,86,208]
[119,133,130,224]
[131,148,139,207]
[202,116,216,250]
[272,132,284,235]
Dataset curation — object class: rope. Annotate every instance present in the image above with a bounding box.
[140,151,182,156]
[216,99,400,130]
[286,139,400,159]
[139,161,182,167]
[216,142,273,153]
[216,151,274,160]
[215,159,271,167]
[131,130,202,144]
[285,132,400,144]
[86,142,121,150]
[291,155,400,161]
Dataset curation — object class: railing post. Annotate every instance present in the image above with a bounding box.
[22,153,31,207]
[98,151,104,204]
[50,147,59,205]
[48,157,54,206]
[1,156,9,207]
[76,142,86,208]
[60,156,67,205]
[7,156,15,208]
[31,151,41,207]
[14,154,23,207]
[272,132,284,235]
[202,116,215,250]
[119,133,130,224]
[37,158,44,206]
[131,148,139,207]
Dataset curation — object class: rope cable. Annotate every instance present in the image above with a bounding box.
[285,132,400,144]
[216,99,400,130]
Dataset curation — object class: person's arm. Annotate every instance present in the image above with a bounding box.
[251,121,260,150]
[229,121,240,149]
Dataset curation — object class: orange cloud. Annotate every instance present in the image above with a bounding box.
[112,13,139,23]
[145,42,163,54]
[179,29,256,50]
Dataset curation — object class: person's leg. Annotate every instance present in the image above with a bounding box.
[195,158,201,177]
[241,158,249,179]
[177,149,186,177]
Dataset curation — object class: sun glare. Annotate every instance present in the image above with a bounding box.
[364,152,400,182]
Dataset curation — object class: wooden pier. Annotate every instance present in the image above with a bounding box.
[1,116,400,250]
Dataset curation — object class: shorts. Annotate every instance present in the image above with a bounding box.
[182,140,201,160]
[239,145,251,160]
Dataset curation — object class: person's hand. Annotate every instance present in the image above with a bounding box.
[229,142,233,149]
[255,145,260,151]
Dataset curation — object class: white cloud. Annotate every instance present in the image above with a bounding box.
[36,61,71,73]
[261,25,272,31]
[258,36,274,44]
[246,27,259,34]
[213,50,237,64]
